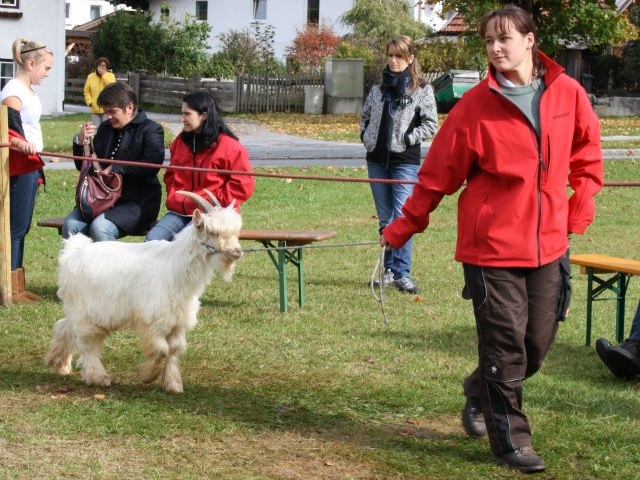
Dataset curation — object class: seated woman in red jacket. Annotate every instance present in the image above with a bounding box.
[145,90,255,241]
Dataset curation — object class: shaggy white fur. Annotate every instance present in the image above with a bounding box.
[44,200,242,393]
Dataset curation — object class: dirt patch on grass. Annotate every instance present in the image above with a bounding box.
[0,429,382,480]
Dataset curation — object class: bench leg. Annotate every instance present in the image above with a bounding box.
[615,273,630,344]
[259,241,306,313]
[584,268,631,347]
[278,246,304,309]
[261,240,288,312]
[296,248,304,308]
[277,241,288,313]
[586,271,594,347]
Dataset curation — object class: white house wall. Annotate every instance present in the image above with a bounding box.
[0,0,66,116]
[147,0,354,63]
[65,0,118,29]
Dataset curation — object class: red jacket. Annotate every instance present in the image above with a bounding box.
[383,52,604,268]
[8,129,44,176]
[164,133,255,214]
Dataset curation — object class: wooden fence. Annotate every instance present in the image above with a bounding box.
[64,71,444,114]
[64,72,320,114]
[64,73,237,113]
[235,74,323,113]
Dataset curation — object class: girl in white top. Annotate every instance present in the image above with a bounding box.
[0,37,53,301]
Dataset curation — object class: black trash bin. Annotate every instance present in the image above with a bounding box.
[581,73,594,93]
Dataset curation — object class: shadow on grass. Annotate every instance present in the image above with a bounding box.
[0,364,494,472]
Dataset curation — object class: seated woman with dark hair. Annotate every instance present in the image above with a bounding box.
[145,90,255,242]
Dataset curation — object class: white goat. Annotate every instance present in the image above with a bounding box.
[44,191,242,393]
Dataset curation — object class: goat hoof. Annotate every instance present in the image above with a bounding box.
[48,364,72,376]
[44,356,73,376]
[164,382,183,394]
[56,365,73,376]
[82,373,111,388]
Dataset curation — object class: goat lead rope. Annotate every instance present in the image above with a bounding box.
[370,246,389,326]
[201,241,378,255]
[202,244,225,254]
[202,241,379,255]
[240,241,379,254]
[205,240,389,324]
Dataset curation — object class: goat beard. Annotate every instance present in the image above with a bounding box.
[218,254,238,282]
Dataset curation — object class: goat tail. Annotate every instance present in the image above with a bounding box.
[44,317,75,376]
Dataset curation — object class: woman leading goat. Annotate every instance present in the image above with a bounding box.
[380,5,603,473]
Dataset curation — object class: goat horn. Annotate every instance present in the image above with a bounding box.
[202,189,223,209]
[176,191,215,213]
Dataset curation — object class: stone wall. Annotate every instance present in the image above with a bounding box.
[594,97,640,117]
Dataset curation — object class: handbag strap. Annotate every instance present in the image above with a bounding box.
[92,170,122,192]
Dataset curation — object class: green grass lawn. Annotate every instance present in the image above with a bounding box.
[0,158,639,479]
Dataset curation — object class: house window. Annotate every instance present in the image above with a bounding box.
[90,5,101,20]
[1,60,15,91]
[1,0,19,7]
[65,2,70,18]
[195,1,208,21]
[307,0,319,25]
[253,0,266,20]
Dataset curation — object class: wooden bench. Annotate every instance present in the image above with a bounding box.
[36,217,336,313]
[570,254,640,347]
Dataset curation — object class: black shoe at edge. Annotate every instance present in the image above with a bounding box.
[461,397,486,438]
[604,345,640,380]
[494,446,546,473]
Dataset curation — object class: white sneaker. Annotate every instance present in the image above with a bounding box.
[394,276,420,294]
[371,268,395,287]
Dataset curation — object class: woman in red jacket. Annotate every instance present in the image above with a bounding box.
[145,91,255,241]
[381,5,603,473]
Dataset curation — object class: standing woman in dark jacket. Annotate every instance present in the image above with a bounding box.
[360,35,438,294]
[62,81,165,241]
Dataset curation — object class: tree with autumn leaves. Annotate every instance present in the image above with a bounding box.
[285,24,342,74]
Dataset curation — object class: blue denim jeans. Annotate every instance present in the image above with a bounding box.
[145,211,191,241]
[62,208,121,242]
[367,161,418,279]
[10,170,40,269]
